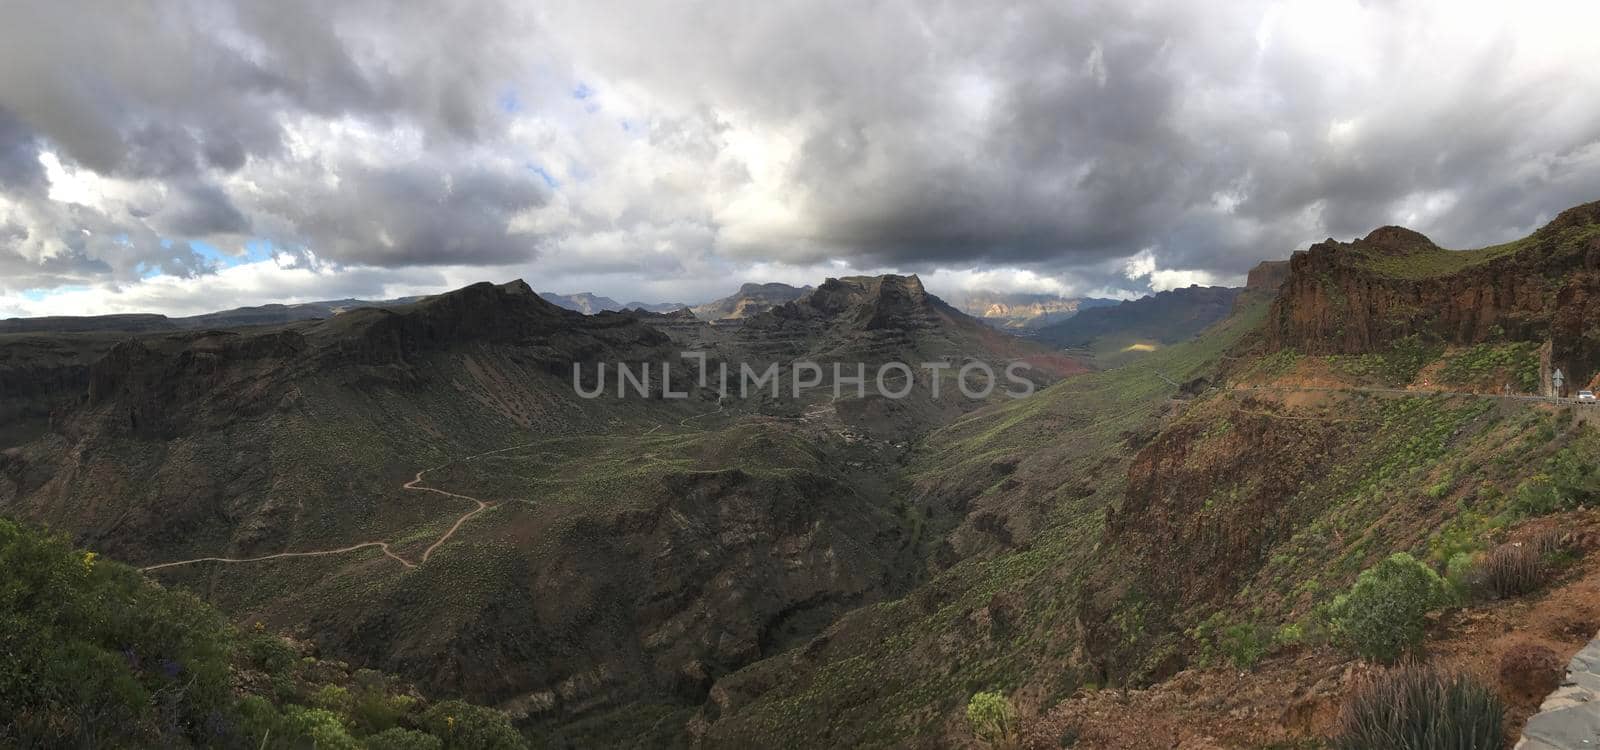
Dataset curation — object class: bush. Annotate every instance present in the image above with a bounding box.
[365,727,445,750]
[0,517,500,750]
[1328,553,1451,662]
[1189,613,1273,669]
[1470,532,1567,600]
[281,706,360,750]
[0,519,234,747]
[419,700,526,750]
[1333,663,1505,750]
[965,691,1019,749]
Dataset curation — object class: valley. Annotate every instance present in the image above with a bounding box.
[7,202,1600,747]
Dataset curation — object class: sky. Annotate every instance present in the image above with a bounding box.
[2,0,1600,318]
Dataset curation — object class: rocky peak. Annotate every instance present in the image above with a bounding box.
[1541,200,1600,234]
[1245,260,1290,291]
[1355,225,1437,255]
[1267,201,1600,384]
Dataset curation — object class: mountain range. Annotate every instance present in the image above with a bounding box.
[8,201,1600,747]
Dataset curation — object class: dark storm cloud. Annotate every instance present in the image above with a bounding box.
[255,163,548,267]
[2,0,1600,306]
[159,182,252,237]
[0,108,46,192]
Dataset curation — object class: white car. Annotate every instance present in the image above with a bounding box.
[1579,390,1596,402]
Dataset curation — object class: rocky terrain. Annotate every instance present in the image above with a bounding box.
[1267,202,1600,388]
[11,203,1600,748]
[1033,284,1243,364]
[690,282,812,321]
[539,291,688,315]
[953,291,1117,330]
[0,272,1072,746]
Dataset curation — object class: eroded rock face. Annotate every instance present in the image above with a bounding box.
[1245,260,1290,293]
[1076,395,1353,684]
[1266,201,1600,381]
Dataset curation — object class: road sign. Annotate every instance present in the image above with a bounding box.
[1554,369,1565,388]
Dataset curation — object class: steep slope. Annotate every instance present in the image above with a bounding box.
[690,282,812,321]
[2,280,688,563]
[1033,284,1243,363]
[1267,201,1600,387]
[0,278,926,746]
[0,516,527,749]
[698,201,1600,748]
[733,275,1066,363]
[694,300,1267,747]
[723,274,1088,437]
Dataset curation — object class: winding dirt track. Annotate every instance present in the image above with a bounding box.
[138,444,531,574]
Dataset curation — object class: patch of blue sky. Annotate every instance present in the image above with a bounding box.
[526,163,560,189]
[498,89,522,114]
[182,239,272,268]
[22,285,88,301]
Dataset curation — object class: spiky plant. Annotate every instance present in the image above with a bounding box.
[1333,662,1505,750]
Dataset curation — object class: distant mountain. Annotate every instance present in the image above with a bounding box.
[538,291,687,314]
[538,291,620,313]
[0,296,425,335]
[955,290,1119,330]
[690,282,812,320]
[1033,284,1243,355]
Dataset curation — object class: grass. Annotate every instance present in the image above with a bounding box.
[698,301,1270,746]
[1354,213,1600,280]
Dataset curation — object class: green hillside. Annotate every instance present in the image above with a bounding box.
[0,517,526,749]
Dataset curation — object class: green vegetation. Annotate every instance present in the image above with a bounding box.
[1460,531,1570,601]
[1354,240,1524,280]
[700,302,1271,745]
[1327,335,1443,386]
[1332,663,1505,750]
[1187,613,1273,670]
[0,517,525,749]
[1355,216,1600,280]
[965,691,1019,749]
[1326,553,1451,663]
[1436,342,1541,392]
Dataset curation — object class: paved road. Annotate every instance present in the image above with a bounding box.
[1230,383,1596,406]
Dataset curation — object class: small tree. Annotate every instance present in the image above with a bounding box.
[1328,553,1450,662]
[965,690,1019,749]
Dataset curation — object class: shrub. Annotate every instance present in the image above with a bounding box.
[965,690,1019,749]
[0,519,233,747]
[1333,662,1505,750]
[1190,613,1274,669]
[1327,553,1451,662]
[281,706,360,750]
[1470,532,1567,600]
[365,727,445,750]
[419,700,526,750]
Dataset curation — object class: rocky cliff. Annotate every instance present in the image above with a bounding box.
[1266,201,1600,383]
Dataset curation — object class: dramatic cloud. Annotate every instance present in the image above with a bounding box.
[2,0,1599,315]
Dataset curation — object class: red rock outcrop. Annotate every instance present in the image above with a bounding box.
[1266,201,1600,382]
